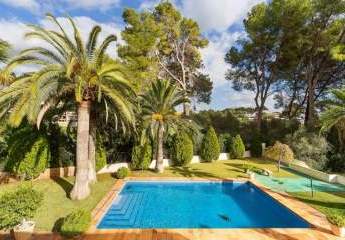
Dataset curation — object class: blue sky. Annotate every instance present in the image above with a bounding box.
[0,0,274,111]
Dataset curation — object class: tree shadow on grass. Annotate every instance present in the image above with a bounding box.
[290,194,345,210]
[224,163,247,171]
[52,217,64,232]
[51,177,73,198]
[170,166,219,179]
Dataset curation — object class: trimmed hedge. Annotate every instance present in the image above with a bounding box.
[218,133,231,152]
[116,167,129,179]
[230,135,245,159]
[250,133,262,157]
[171,133,193,166]
[16,137,50,179]
[131,142,152,170]
[96,141,107,172]
[0,187,43,230]
[60,209,91,237]
[200,126,220,162]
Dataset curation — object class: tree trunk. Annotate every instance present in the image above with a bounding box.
[88,117,97,184]
[256,106,263,130]
[155,122,164,173]
[305,78,316,129]
[70,101,91,200]
[183,102,191,116]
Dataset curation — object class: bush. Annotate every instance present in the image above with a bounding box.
[60,209,91,237]
[116,167,129,179]
[286,128,330,170]
[230,135,245,159]
[131,142,152,170]
[250,132,262,157]
[242,164,264,174]
[218,133,231,152]
[200,126,220,162]
[263,141,294,163]
[0,187,43,230]
[327,152,345,172]
[96,141,107,172]
[327,212,345,227]
[13,137,50,180]
[171,133,194,166]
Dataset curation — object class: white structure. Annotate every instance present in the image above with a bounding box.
[99,151,251,173]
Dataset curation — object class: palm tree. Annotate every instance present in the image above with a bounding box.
[0,39,12,87]
[0,39,9,62]
[141,79,190,172]
[320,88,345,150]
[0,14,136,200]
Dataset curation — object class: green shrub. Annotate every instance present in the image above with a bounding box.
[263,141,294,163]
[16,137,50,179]
[0,187,43,230]
[327,212,345,227]
[218,133,231,152]
[200,126,220,162]
[242,164,264,174]
[131,142,152,170]
[250,132,262,157]
[171,133,194,166]
[96,141,107,172]
[230,135,245,159]
[60,209,91,237]
[116,167,129,179]
[286,128,330,170]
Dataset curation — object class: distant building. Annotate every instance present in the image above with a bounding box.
[55,111,77,127]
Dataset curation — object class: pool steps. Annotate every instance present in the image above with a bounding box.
[99,192,147,228]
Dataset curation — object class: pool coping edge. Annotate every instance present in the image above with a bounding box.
[88,177,336,239]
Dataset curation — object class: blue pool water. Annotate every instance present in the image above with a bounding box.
[97,181,310,229]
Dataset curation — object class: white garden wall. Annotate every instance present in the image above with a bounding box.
[98,162,129,174]
[336,175,345,185]
[100,152,250,172]
[289,162,345,185]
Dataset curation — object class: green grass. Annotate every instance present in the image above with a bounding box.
[0,174,116,231]
[131,158,298,179]
[289,191,345,217]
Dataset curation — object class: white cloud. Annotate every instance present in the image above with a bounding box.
[0,16,122,74]
[181,0,265,32]
[201,31,244,87]
[61,0,120,11]
[0,0,40,13]
[199,30,276,111]
[40,16,122,52]
[0,0,122,13]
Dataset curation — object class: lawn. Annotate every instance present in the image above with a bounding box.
[130,158,298,179]
[289,191,345,217]
[0,174,116,231]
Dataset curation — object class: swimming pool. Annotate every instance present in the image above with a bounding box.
[97,181,310,229]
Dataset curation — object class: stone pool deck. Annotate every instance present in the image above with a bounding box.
[81,177,343,240]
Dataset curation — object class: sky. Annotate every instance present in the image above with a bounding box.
[0,0,275,111]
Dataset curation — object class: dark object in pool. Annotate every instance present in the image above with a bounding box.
[218,214,231,222]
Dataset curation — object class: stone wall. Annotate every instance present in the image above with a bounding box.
[37,166,76,179]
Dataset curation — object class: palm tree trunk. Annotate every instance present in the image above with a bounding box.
[88,116,97,184]
[155,122,164,173]
[70,100,91,200]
